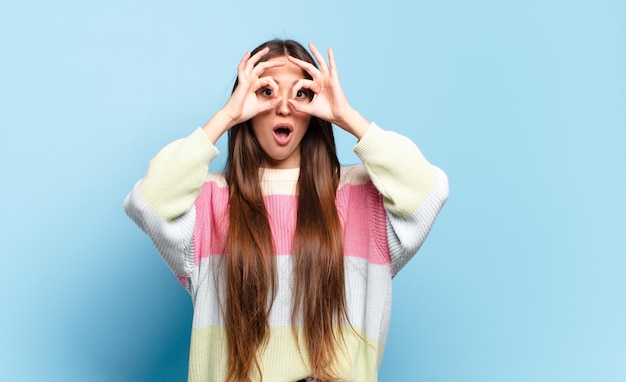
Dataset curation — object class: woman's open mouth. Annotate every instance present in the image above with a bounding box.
[272,124,293,145]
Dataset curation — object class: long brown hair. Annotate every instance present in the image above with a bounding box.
[223,39,347,381]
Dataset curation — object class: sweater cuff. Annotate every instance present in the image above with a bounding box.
[353,122,385,160]
[188,127,220,165]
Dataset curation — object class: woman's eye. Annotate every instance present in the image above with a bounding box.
[260,88,273,97]
[296,89,311,100]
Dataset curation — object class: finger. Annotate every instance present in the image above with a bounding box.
[308,43,329,74]
[256,96,283,115]
[246,47,270,70]
[256,76,280,94]
[237,51,252,72]
[327,47,338,77]
[249,96,283,119]
[291,79,316,100]
[251,60,286,77]
[287,98,311,114]
[267,96,283,110]
[287,55,321,79]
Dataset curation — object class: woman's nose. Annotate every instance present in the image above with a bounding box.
[275,92,291,116]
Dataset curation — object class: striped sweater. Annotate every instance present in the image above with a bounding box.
[124,123,449,382]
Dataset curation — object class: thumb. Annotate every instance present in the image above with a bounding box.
[287,99,311,115]
[263,96,283,112]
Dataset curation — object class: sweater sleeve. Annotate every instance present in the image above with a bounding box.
[136,128,219,221]
[123,128,219,288]
[354,123,449,275]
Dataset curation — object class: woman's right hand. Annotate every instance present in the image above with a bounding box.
[202,47,285,143]
[223,47,285,125]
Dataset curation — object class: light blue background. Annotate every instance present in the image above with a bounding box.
[1,0,624,381]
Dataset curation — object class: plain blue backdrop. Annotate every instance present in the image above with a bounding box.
[1,0,624,381]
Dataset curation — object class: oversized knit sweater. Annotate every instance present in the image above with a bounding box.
[124,122,449,382]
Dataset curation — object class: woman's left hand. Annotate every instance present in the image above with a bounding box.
[288,44,369,139]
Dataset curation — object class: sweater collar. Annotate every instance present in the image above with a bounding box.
[260,167,300,183]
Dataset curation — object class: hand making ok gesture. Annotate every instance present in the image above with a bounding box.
[287,43,369,139]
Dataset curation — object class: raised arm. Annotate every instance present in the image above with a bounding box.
[130,47,290,221]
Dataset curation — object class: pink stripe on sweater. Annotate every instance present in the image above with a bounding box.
[337,183,390,265]
[193,181,229,264]
[192,180,391,265]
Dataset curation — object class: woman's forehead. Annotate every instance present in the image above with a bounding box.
[260,57,307,82]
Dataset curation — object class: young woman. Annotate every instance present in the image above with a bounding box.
[124,39,449,382]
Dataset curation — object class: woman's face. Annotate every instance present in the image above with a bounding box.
[250,56,312,169]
